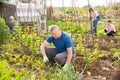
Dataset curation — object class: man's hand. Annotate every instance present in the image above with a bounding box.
[43,56,49,65]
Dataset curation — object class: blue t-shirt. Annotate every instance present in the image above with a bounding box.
[47,31,74,54]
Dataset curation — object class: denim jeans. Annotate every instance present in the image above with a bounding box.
[93,15,101,33]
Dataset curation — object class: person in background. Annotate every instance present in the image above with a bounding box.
[104,20,116,36]
[8,16,17,33]
[40,25,75,71]
[89,7,101,35]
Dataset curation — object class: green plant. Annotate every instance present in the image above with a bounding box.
[0,18,10,45]
[98,29,104,36]
[0,60,14,80]
[84,44,105,67]
[42,66,83,80]
[113,49,120,66]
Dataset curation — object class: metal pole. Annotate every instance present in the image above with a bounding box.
[88,0,93,37]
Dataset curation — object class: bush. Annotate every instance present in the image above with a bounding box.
[0,18,10,45]
[0,60,14,80]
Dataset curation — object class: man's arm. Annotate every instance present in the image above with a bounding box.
[66,47,73,64]
[40,41,49,57]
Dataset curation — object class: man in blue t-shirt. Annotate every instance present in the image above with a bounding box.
[41,25,74,70]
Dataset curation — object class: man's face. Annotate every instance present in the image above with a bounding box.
[51,29,60,39]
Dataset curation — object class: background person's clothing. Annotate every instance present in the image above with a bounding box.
[104,29,116,36]
[104,23,116,36]
[8,20,16,31]
[91,11,99,19]
[107,31,115,36]
[93,15,101,33]
[46,31,74,54]
[8,20,17,33]
[106,24,116,32]
[104,28,108,33]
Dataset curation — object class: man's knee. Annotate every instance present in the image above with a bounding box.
[54,54,66,64]
[45,47,57,55]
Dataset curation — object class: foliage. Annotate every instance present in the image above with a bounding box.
[0,60,14,80]
[48,20,84,34]
[0,16,120,80]
[0,18,10,45]
[98,29,104,36]
[113,48,120,66]
[10,26,44,55]
[84,44,105,67]
[42,66,83,80]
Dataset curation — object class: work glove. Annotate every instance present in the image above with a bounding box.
[62,64,71,72]
[43,56,49,65]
